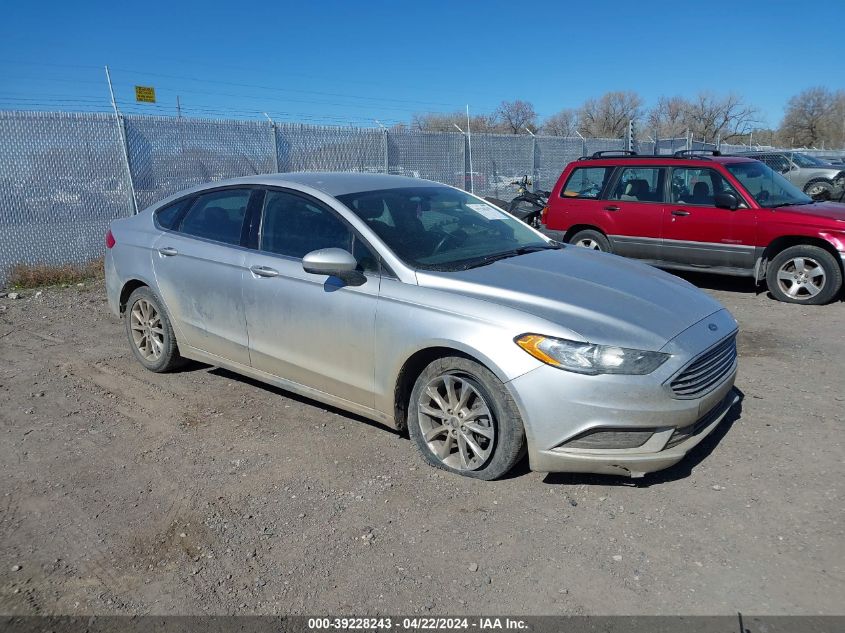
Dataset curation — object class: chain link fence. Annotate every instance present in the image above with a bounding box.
[0,111,135,281]
[1,109,844,283]
[126,115,277,209]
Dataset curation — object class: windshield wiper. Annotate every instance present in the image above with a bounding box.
[458,244,560,270]
[768,201,813,208]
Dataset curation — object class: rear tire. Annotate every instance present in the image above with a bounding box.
[124,286,186,372]
[766,245,842,305]
[408,356,526,480]
[569,229,611,252]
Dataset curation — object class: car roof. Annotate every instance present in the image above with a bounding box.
[571,155,759,167]
[185,172,445,197]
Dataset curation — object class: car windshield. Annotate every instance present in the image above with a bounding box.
[337,186,553,271]
[790,152,826,168]
[726,161,813,208]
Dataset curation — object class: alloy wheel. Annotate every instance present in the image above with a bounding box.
[575,238,602,250]
[417,374,495,471]
[129,299,164,361]
[776,257,826,300]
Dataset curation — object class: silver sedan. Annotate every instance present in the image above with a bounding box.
[105,173,740,480]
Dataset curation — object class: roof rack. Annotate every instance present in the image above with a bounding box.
[577,150,730,161]
[592,150,637,158]
[673,149,722,158]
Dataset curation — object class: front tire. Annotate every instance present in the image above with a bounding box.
[408,357,526,480]
[569,229,611,252]
[124,286,186,372]
[803,180,834,200]
[766,245,842,305]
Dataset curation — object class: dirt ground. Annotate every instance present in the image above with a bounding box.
[0,274,842,616]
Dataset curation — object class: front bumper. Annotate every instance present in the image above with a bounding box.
[526,387,740,477]
[508,308,740,477]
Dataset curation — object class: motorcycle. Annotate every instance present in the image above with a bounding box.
[484,175,549,228]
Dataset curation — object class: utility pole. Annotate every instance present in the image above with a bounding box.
[176,95,182,118]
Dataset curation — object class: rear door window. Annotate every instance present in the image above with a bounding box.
[179,189,251,245]
[560,167,614,199]
[609,167,667,202]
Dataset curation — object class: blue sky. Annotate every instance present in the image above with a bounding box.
[1,0,842,128]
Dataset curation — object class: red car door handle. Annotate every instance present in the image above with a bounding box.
[603,205,620,211]
[671,210,691,217]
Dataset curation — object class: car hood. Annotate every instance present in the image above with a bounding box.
[417,248,726,351]
[774,201,845,221]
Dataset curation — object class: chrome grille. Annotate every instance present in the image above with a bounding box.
[670,336,737,399]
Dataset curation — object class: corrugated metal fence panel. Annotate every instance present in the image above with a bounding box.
[387,130,464,187]
[470,133,534,199]
[535,136,584,191]
[275,124,385,174]
[124,115,276,210]
[0,111,134,280]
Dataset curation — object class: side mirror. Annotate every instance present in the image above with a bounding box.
[714,192,739,210]
[302,248,358,276]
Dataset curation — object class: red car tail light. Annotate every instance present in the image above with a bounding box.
[105,229,116,249]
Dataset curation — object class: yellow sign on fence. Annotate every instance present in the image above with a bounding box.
[134,86,156,103]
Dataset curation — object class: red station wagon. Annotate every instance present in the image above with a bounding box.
[542,150,845,304]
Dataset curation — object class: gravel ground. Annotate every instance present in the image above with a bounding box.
[0,275,842,616]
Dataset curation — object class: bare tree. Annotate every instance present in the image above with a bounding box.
[495,100,537,134]
[779,87,845,147]
[543,109,579,136]
[578,91,643,138]
[682,92,760,142]
[647,96,688,138]
[411,111,499,133]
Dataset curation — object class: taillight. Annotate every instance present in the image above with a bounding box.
[541,206,549,224]
[105,229,116,249]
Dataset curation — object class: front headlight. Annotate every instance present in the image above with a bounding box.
[515,334,670,375]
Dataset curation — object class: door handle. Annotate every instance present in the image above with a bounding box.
[250,265,279,278]
[671,210,691,217]
[603,205,620,211]
[158,247,178,256]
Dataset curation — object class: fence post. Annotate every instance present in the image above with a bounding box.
[263,114,279,173]
[531,134,538,191]
[382,127,389,174]
[576,130,587,157]
[105,65,138,214]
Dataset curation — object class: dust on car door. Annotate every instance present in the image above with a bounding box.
[152,187,257,366]
[241,188,381,408]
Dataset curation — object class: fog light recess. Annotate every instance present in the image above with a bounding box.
[561,429,654,449]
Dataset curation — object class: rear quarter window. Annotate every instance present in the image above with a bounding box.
[154,198,192,230]
[561,167,613,199]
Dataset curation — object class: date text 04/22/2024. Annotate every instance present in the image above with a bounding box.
[306,617,528,630]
